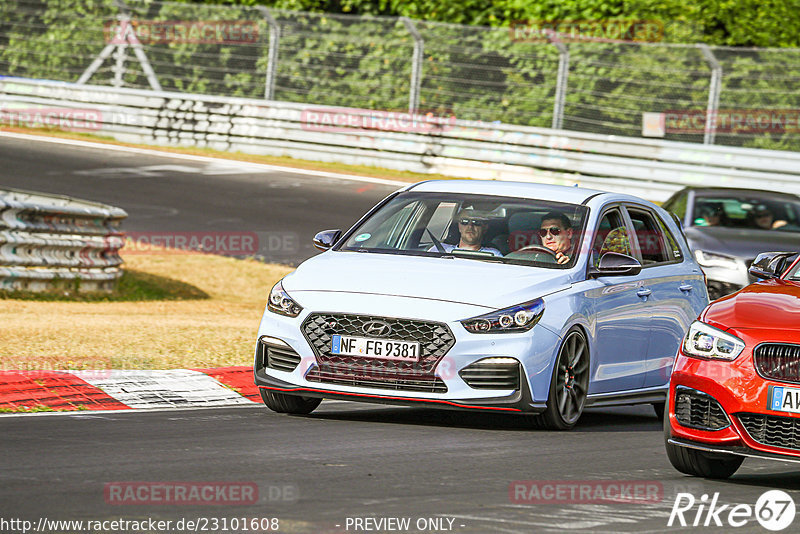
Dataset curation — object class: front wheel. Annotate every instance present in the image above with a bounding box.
[531,327,589,430]
[665,440,743,479]
[259,389,321,415]
[664,414,743,478]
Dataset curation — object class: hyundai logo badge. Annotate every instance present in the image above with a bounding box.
[362,320,392,337]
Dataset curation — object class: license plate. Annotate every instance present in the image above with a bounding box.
[330,335,420,362]
[769,385,800,414]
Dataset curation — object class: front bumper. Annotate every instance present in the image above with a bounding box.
[667,346,800,461]
[254,302,562,412]
[254,369,545,413]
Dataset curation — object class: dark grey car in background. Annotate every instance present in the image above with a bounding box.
[662,187,800,300]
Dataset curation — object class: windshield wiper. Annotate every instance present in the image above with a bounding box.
[450,249,507,263]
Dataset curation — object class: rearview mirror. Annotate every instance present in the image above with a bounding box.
[312,229,342,251]
[749,251,798,279]
[589,252,643,278]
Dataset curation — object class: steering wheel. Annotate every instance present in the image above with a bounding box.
[506,245,559,263]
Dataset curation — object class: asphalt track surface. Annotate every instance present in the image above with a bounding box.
[2,135,800,533]
[0,133,398,266]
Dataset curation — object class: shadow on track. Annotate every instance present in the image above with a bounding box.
[300,402,662,432]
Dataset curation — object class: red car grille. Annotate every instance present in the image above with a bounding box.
[754,344,800,384]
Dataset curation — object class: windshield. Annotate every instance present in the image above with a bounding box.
[339,192,589,268]
[785,258,800,281]
[691,193,800,232]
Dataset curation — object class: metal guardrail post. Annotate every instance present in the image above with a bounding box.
[401,17,423,115]
[77,0,161,91]
[256,7,280,101]
[698,44,722,145]
[547,31,569,131]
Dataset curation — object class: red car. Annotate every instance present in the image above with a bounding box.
[665,251,800,478]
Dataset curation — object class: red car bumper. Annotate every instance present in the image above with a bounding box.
[668,331,800,462]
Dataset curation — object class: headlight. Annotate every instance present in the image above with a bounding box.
[683,321,745,361]
[267,280,303,317]
[695,250,740,270]
[461,298,544,334]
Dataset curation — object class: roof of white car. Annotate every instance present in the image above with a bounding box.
[407,180,608,204]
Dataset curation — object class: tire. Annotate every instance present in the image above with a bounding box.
[664,415,743,479]
[653,402,665,420]
[530,327,589,430]
[259,389,321,415]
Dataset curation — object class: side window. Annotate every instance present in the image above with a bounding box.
[657,216,683,261]
[627,208,670,265]
[593,209,632,263]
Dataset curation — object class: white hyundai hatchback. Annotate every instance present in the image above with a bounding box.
[254,180,707,429]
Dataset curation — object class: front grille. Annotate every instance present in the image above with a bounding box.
[259,338,302,372]
[737,413,800,451]
[306,365,447,393]
[755,344,800,384]
[301,313,454,392]
[459,359,520,390]
[674,386,730,431]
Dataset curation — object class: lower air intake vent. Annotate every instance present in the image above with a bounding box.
[674,386,730,431]
[306,364,447,393]
[737,413,800,451]
[259,337,301,372]
[459,358,520,390]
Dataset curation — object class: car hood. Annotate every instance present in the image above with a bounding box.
[686,226,800,260]
[283,251,574,309]
[703,279,800,331]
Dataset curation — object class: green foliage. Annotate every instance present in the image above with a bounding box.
[2,0,800,151]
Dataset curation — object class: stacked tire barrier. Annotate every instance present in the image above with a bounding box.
[3,78,800,202]
[0,188,127,292]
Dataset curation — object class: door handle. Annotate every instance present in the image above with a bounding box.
[679,284,694,293]
[636,288,652,298]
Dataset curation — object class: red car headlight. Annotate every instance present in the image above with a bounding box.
[683,320,745,361]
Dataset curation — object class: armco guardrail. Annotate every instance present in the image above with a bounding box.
[2,77,800,202]
[0,187,126,292]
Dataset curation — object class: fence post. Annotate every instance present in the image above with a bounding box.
[256,7,280,101]
[77,0,161,91]
[547,31,569,130]
[112,39,128,88]
[698,44,722,145]
[401,17,423,114]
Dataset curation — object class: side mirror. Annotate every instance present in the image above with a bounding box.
[749,251,798,280]
[589,252,643,278]
[312,229,342,251]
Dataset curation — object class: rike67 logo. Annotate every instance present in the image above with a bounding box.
[669,490,796,531]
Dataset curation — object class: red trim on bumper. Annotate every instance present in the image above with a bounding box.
[257,385,523,412]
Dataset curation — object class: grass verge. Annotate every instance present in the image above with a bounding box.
[0,250,292,370]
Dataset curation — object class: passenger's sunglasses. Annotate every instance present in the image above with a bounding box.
[538,227,562,237]
[459,218,487,226]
